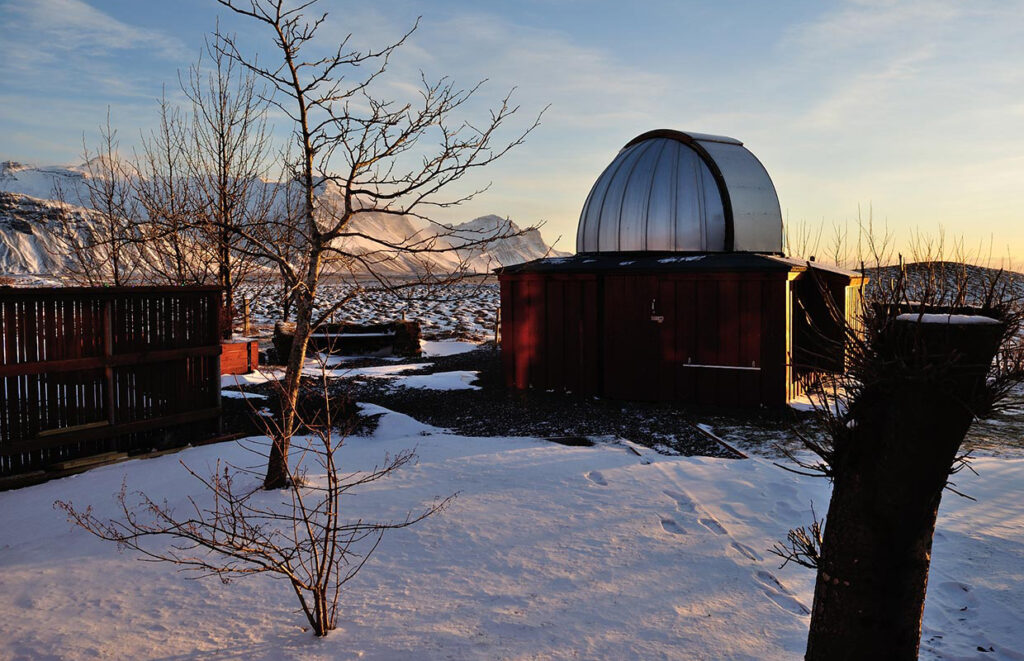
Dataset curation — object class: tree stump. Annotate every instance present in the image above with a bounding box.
[805,313,1004,660]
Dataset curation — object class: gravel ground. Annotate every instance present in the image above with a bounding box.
[223,347,813,459]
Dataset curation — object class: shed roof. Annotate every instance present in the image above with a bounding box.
[497,253,864,279]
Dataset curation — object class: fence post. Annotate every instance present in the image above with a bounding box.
[102,298,115,426]
[243,296,251,338]
[213,290,223,434]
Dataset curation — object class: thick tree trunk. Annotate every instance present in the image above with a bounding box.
[805,317,1004,660]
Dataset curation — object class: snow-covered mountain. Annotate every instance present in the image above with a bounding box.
[0,161,568,278]
[448,214,566,272]
[0,192,86,275]
[0,160,90,201]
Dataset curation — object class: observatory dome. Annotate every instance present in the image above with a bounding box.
[576,130,783,254]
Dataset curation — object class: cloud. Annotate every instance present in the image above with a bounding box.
[295,5,672,241]
[2,0,186,60]
[0,0,189,103]
[415,12,670,128]
[309,6,669,132]
[775,0,1024,133]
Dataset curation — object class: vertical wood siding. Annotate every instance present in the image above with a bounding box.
[0,286,222,476]
[499,271,792,408]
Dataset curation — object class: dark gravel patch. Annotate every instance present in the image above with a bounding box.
[226,347,1024,460]
[353,349,811,457]
[222,347,813,458]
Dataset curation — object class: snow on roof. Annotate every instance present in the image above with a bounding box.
[895,313,1001,325]
[497,252,862,279]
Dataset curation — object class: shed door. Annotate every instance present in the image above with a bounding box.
[603,274,770,406]
[602,275,662,401]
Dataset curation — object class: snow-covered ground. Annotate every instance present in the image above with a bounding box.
[2,400,1022,659]
[221,366,285,389]
[420,340,480,357]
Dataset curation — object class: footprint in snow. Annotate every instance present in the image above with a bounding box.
[935,581,978,619]
[666,489,732,536]
[760,588,811,616]
[663,489,697,514]
[755,570,810,615]
[698,516,728,536]
[660,517,686,535]
[772,500,800,518]
[731,541,762,562]
[585,471,608,486]
[756,570,792,594]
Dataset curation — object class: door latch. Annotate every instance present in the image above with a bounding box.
[650,298,664,324]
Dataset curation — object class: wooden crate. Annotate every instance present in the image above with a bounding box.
[221,339,259,375]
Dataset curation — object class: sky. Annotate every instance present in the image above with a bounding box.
[2,0,1023,261]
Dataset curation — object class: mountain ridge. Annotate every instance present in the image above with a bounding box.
[0,161,568,279]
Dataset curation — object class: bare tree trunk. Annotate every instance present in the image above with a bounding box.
[265,250,322,489]
[220,230,234,339]
[805,317,1004,661]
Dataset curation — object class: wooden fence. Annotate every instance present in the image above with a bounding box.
[1,286,223,476]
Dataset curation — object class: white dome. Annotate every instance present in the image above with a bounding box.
[576,130,783,254]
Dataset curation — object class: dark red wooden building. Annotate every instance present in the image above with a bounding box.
[498,130,864,408]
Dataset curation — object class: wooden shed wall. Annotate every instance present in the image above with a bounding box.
[501,274,600,396]
[500,271,790,408]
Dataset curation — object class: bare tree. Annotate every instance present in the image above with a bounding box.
[133,93,212,286]
[180,38,277,338]
[52,112,143,286]
[55,356,454,637]
[783,216,822,262]
[785,204,895,270]
[212,0,541,488]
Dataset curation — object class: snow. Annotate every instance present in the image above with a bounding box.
[787,392,849,417]
[220,390,269,400]
[447,215,571,269]
[301,360,479,391]
[420,339,480,357]
[0,164,566,279]
[896,313,1001,325]
[231,281,504,343]
[309,331,396,338]
[0,161,86,201]
[314,353,402,368]
[2,406,1022,659]
[390,370,480,391]
[303,362,433,379]
[657,255,705,263]
[221,367,285,388]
